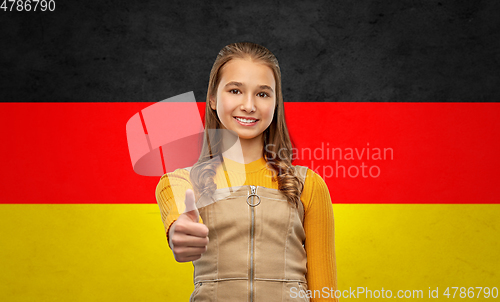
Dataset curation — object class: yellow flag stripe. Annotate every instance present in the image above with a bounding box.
[1,204,498,301]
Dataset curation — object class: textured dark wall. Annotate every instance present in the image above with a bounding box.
[1,0,499,102]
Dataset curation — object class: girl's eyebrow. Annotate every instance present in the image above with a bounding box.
[224,81,243,88]
[259,85,274,93]
[224,81,274,93]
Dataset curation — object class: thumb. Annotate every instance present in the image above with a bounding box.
[183,189,199,223]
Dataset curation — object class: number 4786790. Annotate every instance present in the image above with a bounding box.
[1,0,56,12]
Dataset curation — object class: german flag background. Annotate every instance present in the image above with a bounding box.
[1,1,499,301]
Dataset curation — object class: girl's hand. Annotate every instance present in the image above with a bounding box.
[168,189,209,262]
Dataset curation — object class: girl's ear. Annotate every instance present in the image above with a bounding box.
[209,96,216,110]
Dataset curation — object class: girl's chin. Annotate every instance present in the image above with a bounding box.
[235,132,264,141]
[219,125,264,141]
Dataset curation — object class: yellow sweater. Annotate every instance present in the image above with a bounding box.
[156,156,338,301]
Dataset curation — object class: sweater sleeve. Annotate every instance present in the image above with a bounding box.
[155,168,195,246]
[302,169,338,302]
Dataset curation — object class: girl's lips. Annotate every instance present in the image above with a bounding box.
[234,116,259,121]
[234,116,259,126]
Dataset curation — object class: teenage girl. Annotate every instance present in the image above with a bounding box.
[156,42,337,302]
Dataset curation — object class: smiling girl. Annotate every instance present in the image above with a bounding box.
[156,42,338,301]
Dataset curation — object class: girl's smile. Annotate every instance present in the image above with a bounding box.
[233,116,259,126]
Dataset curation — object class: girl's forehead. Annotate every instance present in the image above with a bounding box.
[219,58,275,87]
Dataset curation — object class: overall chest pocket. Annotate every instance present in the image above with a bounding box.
[190,282,216,302]
[297,282,311,302]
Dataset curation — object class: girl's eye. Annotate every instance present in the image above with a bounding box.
[229,89,241,94]
[257,92,269,98]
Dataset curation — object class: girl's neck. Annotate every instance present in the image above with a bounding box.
[221,133,264,164]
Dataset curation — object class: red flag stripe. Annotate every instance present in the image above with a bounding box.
[0,102,498,204]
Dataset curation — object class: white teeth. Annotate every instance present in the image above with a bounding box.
[235,117,257,123]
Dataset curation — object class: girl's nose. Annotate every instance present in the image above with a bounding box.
[240,95,256,113]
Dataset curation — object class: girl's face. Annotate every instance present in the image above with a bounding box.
[210,58,276,143]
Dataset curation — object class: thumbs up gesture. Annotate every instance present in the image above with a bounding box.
[168,189,209,262]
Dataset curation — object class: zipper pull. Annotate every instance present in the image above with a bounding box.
[247,185,261,207]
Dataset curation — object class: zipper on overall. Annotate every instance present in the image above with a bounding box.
[247,185,261,302]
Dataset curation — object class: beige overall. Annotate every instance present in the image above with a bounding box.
[183,165,310,302]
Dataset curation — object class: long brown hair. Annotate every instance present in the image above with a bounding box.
[190,42,304,207]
